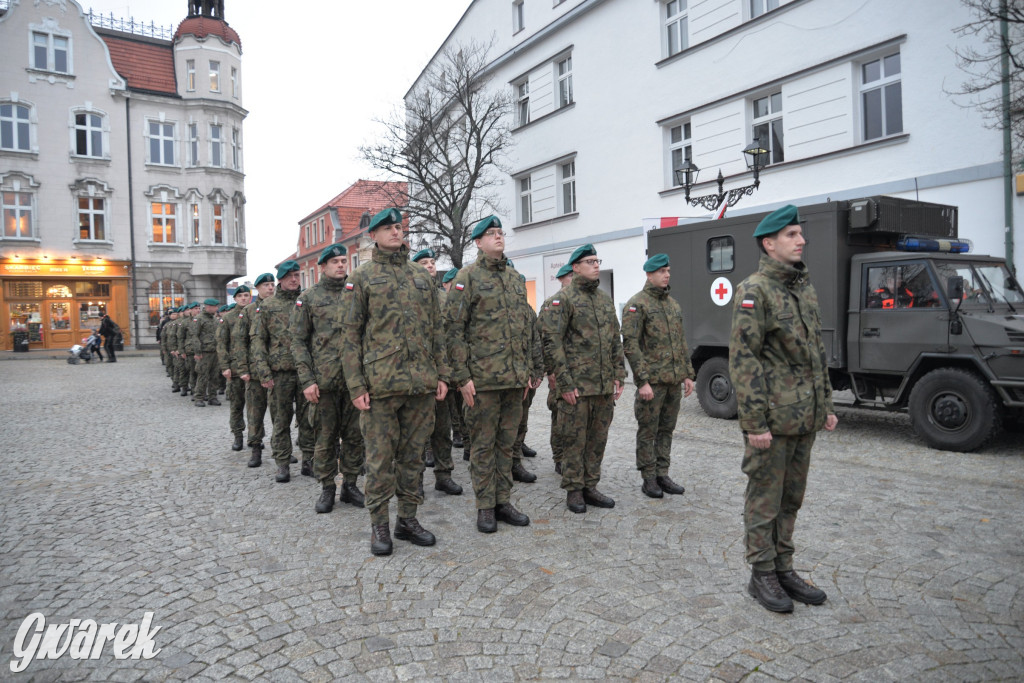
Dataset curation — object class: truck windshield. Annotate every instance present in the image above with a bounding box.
[936,262,1023,309]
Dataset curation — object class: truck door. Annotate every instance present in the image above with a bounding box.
[858,261,947,373]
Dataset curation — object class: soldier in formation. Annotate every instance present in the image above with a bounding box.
[540,263,574,475]
[189,298,223,407]
[217,294,247,451]
[235,273,276,467]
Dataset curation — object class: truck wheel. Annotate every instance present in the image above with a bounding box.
[696,356,737,419]
[908,368,1002,452]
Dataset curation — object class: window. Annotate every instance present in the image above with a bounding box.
[234,202,243,244]
[305,223,311,248]
[707,236,735,273]
[151,202,176,243]
[74,113,103,157]
[32,31,69,73]
[665,1,688,56]
[515,80,530,126]
[77,197,105,241]
[148,280,185,327]
[319,218,325,243]
[513,0,525,32]
[669,121,692,186]
[191,202,200,244]
[752,91,784,165]
[231,127,240,170]
[210,124,223,167]
[209,61,220,92]
[231,67,238,98]
[750,0,779,18]
[519,176,533,224]
[213,203,224,244]
[557,56,573,108]
[865,263,936,309]
[188,123,199,166]
[148,121,175,165]
[3,191,33,238]
[861,52,902,141]
[560,161,576,215]
[186,60,196,91]
[1,103,31,152]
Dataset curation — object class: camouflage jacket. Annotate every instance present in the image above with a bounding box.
[445,253,534,391]
[178,316,198,355]
[539,274,626,397]
[161,318,177,353]
[186,310,218,354]
[216,312,240,373]
[231,298,264,377]
[621,282,695,386]
[290,276,349,393]
[251,285,301,381]
[340,245,450,399]
[729,255,835,435]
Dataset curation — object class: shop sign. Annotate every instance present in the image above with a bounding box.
[0,261,128,278]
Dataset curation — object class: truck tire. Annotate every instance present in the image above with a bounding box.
[696,356,737,419]
[908,368,1002,452]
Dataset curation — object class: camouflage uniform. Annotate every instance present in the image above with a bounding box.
[187,309,220,401]
[216,310,245,440]
[729,255,835,572]
[233,298,270,448]
[538,294,566,469]
[539,275,626,492]
[251,285,315,467]
[446,253,534,509]
[340,244,450,526]
[291,276,364,490]
[511,323,546,461]
[426,286,456,481]
[164,316,181,391]
[622,281,695,479]
[178,314,197,397]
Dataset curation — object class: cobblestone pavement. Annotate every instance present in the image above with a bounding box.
[1,355,1022,681]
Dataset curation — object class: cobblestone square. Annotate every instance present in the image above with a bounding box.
[1,354,1021,680]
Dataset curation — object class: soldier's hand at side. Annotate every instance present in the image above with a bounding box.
[824,414,839,431]
[747,431,772,449]
[436,381,448,401]
[562,388,578,405]
[683,378,695,398]
[547,374,556,390]
[195,354,203,361]
[353,392,370,411]
[638,382,654,401]
[613,380,624,401]
[530,376,543,390]
[261,379,274,389]
[304,383,320,404]
[460,380,476,408]
[240,373,250,383]
[222,369,232,380]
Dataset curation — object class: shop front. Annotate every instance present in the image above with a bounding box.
[0,258,132,351]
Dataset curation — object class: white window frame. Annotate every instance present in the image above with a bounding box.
[151,201,178,244]
[190,201,201,244]
[210,124,224,168]
[515,80,530,127]
[186,59,196,91]
[231,66,238,98]
[209,61,221,92]
[750,0,780,18]
[860,51,903,142]
[518,176,533,225]
[2,187,35,240]
[72,109,107,159]
[513,0,525,33]
[668,120,692,186]
[234,201,243,245]
[559,160,576,215]
[556,55,573,109]
[147,120,176,166]
[77,196,106,242]
[231,127,241,170]
[665,1,689,57]
[31,29,71,74]
[752,91,784,165]
[188,122,199,167]
[212,202,224,244]
[1,102,34,153]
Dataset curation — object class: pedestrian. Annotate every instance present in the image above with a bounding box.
[98,313,120,363]
[412,247,464,497]
[234,274,277,468]
[538,263,574,475]
[188,299,222,407]
[340,208,449,556]
[291,243,367,514]
[539,243,626,513]
[251,262,315,483]
[621,253,695,499]
[729,204,838,613]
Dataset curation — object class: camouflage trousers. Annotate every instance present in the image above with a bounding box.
[511,386,536,463]
[466,389,524,509]
[427,396,455,477]
[447,390,464,436]
[268,370,314,466]
[227,376,246,437]
[634,382,682,479]
[187,354,197,394]
[194,352,220,401]
[245,380,269,447]
[742,432,816,572]
[360,393,434,526]
[174,355,190,391]
[171,355,183,388]
[311,387,365,489]
[546,388,565,464]
[558,394,615,491]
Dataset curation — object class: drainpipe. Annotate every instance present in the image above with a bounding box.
[1001,0,1015,275]
[126,96,140,348]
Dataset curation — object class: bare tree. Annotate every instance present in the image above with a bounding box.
[951,0,1024,165]
[360,41,512,268]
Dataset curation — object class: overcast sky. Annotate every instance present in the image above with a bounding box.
[84,0,470,283]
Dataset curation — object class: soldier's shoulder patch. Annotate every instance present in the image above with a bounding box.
[296,299,303,307]
[552,299,560,306]
[741,298,755,309]
[455,283,465,290]
[345,282,354,291]
[627,305,637,312]
[255,307,260,313]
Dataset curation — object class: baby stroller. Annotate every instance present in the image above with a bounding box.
[68,333,102,364]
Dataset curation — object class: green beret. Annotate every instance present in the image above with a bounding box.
[753,204,804,238]
[217,304,228,312]
[233,284,251,295]
[203,297,220,306]
[368,207,402,231]
[412,248,436,262]
[556,264,573,279]
[225,303,236,311]
[470,215,502,240]
[253,273,274,287]
[643,253,670,272]
[318,243,347,265]
[568,243,596,265]
[189,302,200,309]
[442,268,459,284]
[276,260,299,280]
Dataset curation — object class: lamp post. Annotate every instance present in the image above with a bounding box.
[674,138,769,212]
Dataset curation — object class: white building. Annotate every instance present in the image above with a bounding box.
[410,0,1022,313]
[0,0,246,350]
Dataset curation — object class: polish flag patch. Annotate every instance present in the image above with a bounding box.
[296,300,303,307]
[345,282,354,290]
[628,306,637,312]
[741,299,755,309]
[552,300,560,306]
[455,283,465,290]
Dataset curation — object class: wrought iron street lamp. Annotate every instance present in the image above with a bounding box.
[674,138,769,212]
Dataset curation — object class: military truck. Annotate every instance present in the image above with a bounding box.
[647,196,1024,452]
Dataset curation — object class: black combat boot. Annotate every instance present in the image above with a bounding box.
[511,462,537,483]
[434,474,463,495]
[423,447,434,468]
[194,399,206,407]
[394,517,436,546]
[315,486,336,514]
[566,490,586,514]
[290,455,298,464]
[656,475,685,495]
[207,397,221,406]
[555,461,562,475]
[275,463,290,483]
[248,444,262,468]
[776,570,827,605]
[232,435,244,451]
[452,430,464,449]
[477,508,497,533]
[371,523,392,556]
[172,385,180,393]
[521,443,537,457]
[340,480,365,508]
[495,502,530,526]
[180,388,188,397]
[642,478,664,498]
[748,569,794,612]
[300,460,314,477]
[582,487,615,508]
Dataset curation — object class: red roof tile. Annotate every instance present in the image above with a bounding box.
[102,35,177,95]
[174,17,241,49]
[300,180,408,224]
